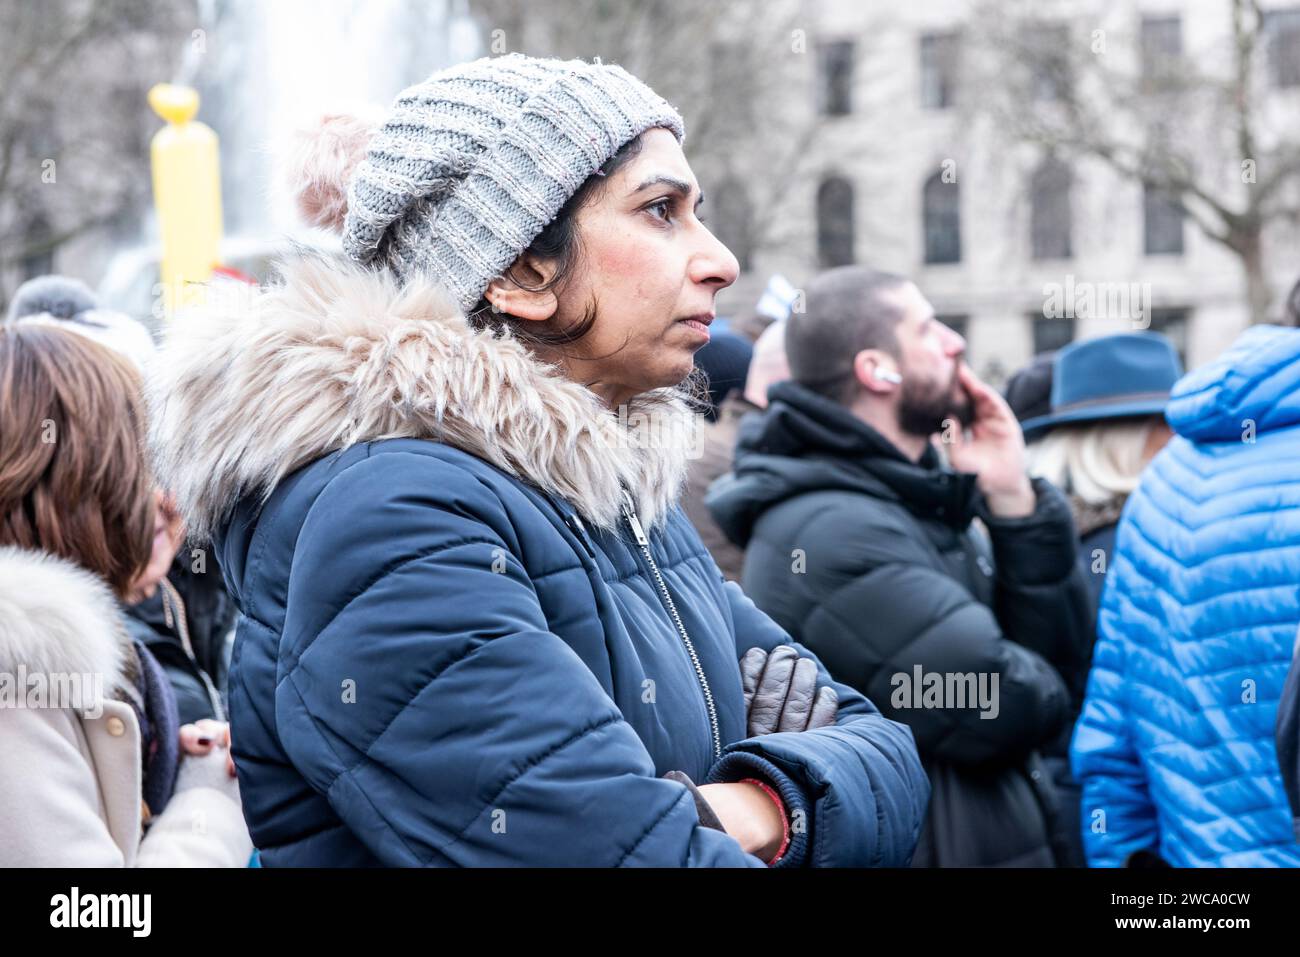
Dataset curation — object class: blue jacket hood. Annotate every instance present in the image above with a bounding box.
[1166,325,1300,442]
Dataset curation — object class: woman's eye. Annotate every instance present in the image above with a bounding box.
[646,198,673,222]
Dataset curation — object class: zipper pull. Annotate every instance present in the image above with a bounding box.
[564,511,597,559]
[620,490,648,546]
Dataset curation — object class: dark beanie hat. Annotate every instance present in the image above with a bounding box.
[1004,351,1055,436]
[694,330,753,422]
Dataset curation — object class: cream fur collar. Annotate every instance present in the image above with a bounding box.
[147,254,702,539]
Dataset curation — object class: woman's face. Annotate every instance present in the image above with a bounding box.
[126,489,185,605]
[538,127,740,408]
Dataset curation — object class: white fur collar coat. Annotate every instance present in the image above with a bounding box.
[0,547,251,866]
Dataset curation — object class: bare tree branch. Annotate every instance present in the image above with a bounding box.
[965,0,1300,322]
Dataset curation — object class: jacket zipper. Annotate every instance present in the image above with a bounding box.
[159,578,227,721]
[620,489,722,760]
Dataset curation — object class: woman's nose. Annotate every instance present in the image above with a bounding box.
[693,227,740,290]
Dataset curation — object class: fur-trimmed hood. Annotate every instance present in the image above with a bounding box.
[148,254,703,540]
[0,547,132,696]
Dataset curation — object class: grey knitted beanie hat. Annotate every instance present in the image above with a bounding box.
[289,53,685,311]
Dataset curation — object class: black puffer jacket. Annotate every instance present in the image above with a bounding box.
[122,553,238,726]
[707,381,1092,866]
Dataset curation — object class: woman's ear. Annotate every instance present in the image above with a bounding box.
[483,253,559,322]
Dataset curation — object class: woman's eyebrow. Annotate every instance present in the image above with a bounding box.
[629,174,705,206]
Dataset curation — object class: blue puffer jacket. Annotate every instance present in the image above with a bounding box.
[1071,325,1300,867]
[148,255,929,867]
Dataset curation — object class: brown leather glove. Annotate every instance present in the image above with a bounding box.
[740,645,838,736]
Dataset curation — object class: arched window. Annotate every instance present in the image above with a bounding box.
[1030,157,1072,259]
[923,170,961,264]
[711,179,754,273]
[816,176,855,268]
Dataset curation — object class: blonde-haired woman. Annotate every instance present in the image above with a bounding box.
[1006,330,1181,867]
[1028,417,1170,591]
[1015,333,1181,612]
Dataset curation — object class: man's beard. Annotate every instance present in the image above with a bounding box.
[897,366,974,438]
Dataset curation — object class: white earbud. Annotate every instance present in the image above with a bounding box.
[873,368,903,384]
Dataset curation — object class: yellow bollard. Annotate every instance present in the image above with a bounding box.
[148,83,223,320]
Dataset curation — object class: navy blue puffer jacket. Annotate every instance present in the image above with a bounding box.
[148,256,929,867]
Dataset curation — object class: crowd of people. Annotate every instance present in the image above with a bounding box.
[2,52,1298,868]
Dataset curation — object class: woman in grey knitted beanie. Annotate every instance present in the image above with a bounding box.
[147,53,928,868]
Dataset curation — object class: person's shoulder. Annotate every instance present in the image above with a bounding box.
[1132,426,1300,523]
[289,437,582,563]
[296,437,507,497]
[759,485,917,540]
[0,547,132,694]
[296,438,527,523]
[751,486,933,574]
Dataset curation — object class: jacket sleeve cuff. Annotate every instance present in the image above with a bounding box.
[705,750,810,868]
[979,477,1080,586]
[136,785,253,867]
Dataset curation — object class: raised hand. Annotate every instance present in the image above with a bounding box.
[946,364,1036,518]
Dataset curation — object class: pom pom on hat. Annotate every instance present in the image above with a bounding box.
[5,274,156,375]
[282,108,382,234]
[6,274,98,323]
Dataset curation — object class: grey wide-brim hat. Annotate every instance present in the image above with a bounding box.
[340,53,685,311]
